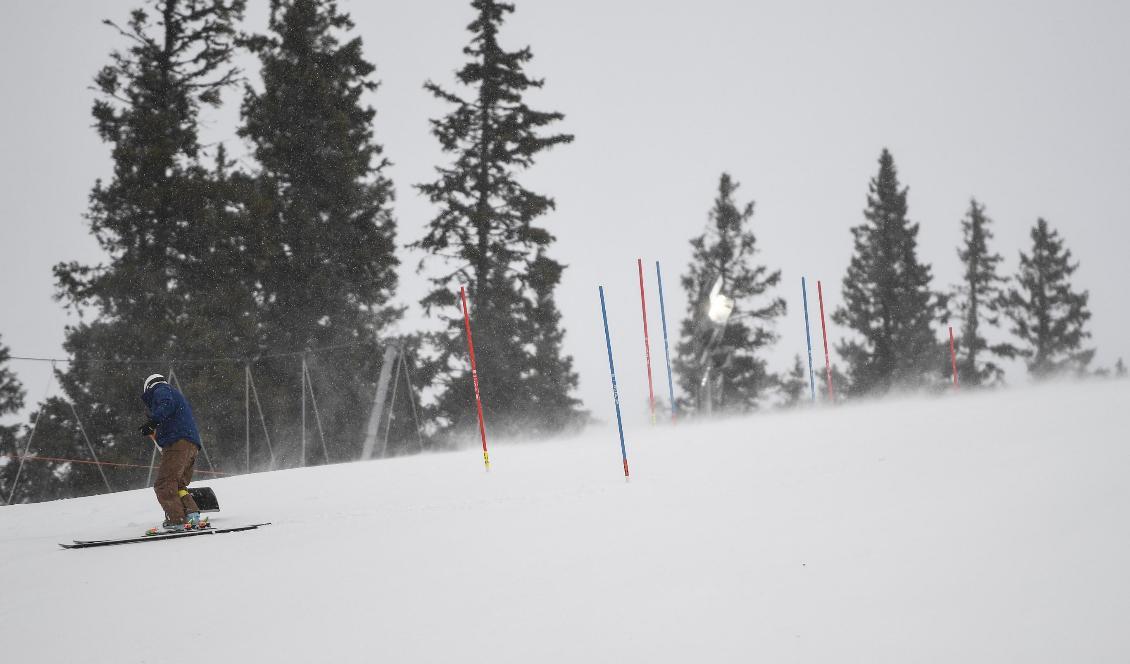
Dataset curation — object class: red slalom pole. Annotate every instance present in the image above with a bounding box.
[459,286,490,471]
[637,259,656,424]
[949,326,959,391]
[817,280,835,402]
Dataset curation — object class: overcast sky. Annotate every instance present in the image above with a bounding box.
[2,0,1128,429]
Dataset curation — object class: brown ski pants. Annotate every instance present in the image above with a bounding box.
[154,438,200,522]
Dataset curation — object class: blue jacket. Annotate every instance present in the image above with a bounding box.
[141,383,201,450]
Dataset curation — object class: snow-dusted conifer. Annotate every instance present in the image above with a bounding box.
[778,355,810,408]
[239,0,401,459]
[674,173,785,414]
[951,198,1013,386]
[834,149,946,395]
[49,0,245,493]
[0,338,29,503]
[1004,218,1094,378]
[414,0,582,437]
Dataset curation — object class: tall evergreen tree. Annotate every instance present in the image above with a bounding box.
[0,338,27,504]
[49,0,246,492]
[415,0,582,438]
[673,173,785,414]
[834,149,946,395]
[951,198,1012,386]
[1003,218,1094,378]
[239,0,400,461]
[0,339,22,429]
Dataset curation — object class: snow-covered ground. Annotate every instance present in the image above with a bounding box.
[2,380,1128,663]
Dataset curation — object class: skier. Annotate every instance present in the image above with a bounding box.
[139,374,207,533]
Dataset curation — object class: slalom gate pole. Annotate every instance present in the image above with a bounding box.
[599,286,630,479]
[801,277,817,403]
[655,261,677,423]
[637,259,657,424]
[949,326,959,391]
[459,286,491,472]
[817,280,835,402]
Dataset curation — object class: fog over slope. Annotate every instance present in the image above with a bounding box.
[2,380,1128,663]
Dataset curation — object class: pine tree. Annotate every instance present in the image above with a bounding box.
[0,339,26,504]
[673,173,785,414]
[833,149,946,395]
[1003,218,1094,378]
[951,198,1013,386]
[239,0,401,460]
[521,250,586,431]
[49,0,246,488]
[778,355,809,408]
[415,0,581,438]
[56,0,245,335]
[0,340,22,427]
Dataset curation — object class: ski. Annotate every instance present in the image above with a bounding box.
[61,523,270,549]
[73,519,212,544]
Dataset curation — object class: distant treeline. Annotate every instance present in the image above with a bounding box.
[689,151,1118,416]
[0,0,1121,506]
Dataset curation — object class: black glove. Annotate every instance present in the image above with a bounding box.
[139,421,158,437]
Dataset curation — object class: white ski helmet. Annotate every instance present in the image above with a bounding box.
[142,373,168,393]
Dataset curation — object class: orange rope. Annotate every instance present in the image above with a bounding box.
[10,454,231,476]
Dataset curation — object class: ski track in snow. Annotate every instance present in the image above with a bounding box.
[2,380,1129,663]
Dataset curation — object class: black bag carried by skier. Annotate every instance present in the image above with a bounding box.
[188,486,219,512]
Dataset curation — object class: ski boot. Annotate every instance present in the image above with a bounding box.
[145,519,189,536]
[186,512,210,530]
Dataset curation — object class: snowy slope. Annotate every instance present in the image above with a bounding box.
[2,381,1129,663]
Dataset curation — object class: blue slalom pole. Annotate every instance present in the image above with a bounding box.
[599,286,630,478]
[801,277,817,403]
[655,261,677,422]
